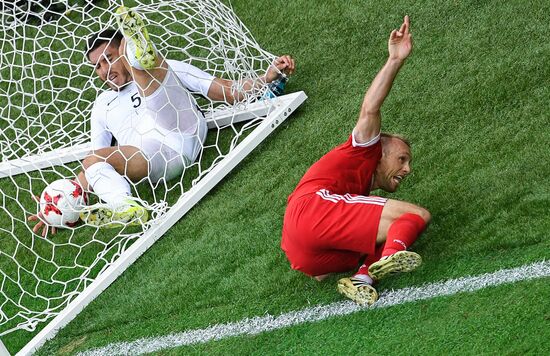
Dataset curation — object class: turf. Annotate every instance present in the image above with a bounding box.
[164,278,550,355]
[2,0,550,354]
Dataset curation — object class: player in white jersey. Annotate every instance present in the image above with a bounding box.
[29,6,295,235]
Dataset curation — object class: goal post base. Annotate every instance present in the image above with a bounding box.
[0,339,10,356]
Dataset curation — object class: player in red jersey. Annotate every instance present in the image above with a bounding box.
[281,15,431,306]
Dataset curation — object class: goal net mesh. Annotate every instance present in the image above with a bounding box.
[0,0,280,337]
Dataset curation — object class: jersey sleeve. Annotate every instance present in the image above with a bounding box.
[332,134,382,160]
[166,59,215,98]
[290,134,382,198]
[90,94,113,150]
[352,130,380,147]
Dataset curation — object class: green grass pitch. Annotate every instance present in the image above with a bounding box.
[2,0,549,354]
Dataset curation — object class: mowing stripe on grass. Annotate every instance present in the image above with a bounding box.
[78,260,550,355]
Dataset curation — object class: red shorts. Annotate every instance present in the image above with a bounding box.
[281,189,386,276]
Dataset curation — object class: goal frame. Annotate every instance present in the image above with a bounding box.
[0,339,9,356]
[11,91,306,356]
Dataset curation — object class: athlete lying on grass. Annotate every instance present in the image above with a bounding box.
[282,15,431,306]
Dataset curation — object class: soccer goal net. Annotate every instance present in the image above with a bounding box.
[0,0,305,353]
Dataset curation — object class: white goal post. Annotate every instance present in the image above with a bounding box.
[0,339,9,356]
[16,91,306,356]
[0,0,306,354]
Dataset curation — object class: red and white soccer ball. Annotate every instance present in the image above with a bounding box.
[39,179,88,228]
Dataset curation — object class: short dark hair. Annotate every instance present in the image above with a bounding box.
[85,29,123,59]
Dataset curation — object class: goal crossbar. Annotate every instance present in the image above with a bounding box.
[14,91,306,356]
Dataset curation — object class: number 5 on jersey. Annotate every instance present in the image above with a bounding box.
[131,92,142,108]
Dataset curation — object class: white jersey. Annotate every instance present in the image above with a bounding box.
[90,59,214,154]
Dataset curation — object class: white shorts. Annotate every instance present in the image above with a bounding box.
[140,117,207,183]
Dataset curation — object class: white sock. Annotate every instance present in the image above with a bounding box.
[353,274,374,285]
[125,40,144,70]
[85,162,131,207]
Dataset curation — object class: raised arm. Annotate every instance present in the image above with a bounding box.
[354,15,413,144]
[206,55,295,104]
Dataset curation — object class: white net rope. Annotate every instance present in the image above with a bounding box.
[0,0,280,336]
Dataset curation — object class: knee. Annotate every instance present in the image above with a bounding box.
[412,206,431,225]
[82,154,104,170]
[385,200,431,225]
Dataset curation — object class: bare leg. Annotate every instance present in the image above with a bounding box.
[313,273,332,282]
[82,145,149,182]
[376,199,431,245]
[76,170,88,190]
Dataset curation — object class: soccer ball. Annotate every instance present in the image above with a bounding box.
[39,179,88,228]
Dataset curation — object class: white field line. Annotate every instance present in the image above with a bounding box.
[78,260,550,356]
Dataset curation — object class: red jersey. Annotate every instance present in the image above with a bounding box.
[282,134,386,276]
[289,135,382,201]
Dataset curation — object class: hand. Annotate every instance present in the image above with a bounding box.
[265,55,295,83]
[388,15,413,61]
[27,195,57,237]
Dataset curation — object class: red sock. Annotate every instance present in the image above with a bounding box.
[382,213,426,257]
[354,245,384,277]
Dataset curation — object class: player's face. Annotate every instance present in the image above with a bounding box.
[375,138,412,193]
[88,42,131,91]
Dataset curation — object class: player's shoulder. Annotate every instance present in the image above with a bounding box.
[166,58,179,66]
[166,58,196,72]
[166,58,190,66]
[331,133,382,158]
[166,59,212,77]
